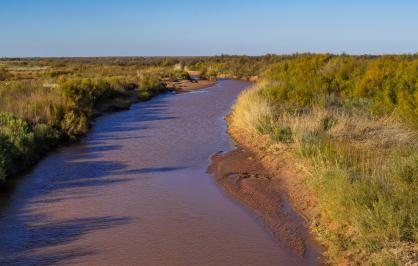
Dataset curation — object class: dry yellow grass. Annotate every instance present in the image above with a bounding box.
[230,81,418,265]
[0,80,66,124]
[230,81,275,134]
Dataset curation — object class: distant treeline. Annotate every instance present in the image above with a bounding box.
[0,55,291,81]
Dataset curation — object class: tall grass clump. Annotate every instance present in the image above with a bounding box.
[136,70,167,100]
[231,81,276,135]
[230,54,418,264]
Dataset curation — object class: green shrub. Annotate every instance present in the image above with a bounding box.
[60,110,89,139]
[0,113,35,165]
[0,113,38,178]
[321,116,337,131]
[0,134,17,181]
[57,77,133,138]
[59,78,94,113]
[33,123,61,154]
[256,116,274,134]
[137,72,167,100]
[271,126,292,143]
[166,69,190,81]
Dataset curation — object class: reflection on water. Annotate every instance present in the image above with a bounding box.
[0,80,317,266]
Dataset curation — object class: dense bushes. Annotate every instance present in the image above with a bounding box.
[0,113,62,181]
[0,113,48,180]
[260,55,418,127]
[137,71,167,100]
[163,69,190,81]
[185,55,285,79]
[58,77,129,137]
[230,54,418,264]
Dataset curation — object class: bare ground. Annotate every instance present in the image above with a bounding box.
[165,79,216,92]
[208,116,322,262]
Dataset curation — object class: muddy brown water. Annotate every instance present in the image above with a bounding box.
[0,80,318,266]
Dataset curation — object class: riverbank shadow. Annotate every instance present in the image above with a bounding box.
[0,96,182,265]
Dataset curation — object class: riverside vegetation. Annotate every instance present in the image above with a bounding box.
[0,55,281,183]
[230,54,418,264]
[1,55,417,264]
[0,57,194,182]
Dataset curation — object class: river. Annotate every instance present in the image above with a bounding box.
[0,80,316,265]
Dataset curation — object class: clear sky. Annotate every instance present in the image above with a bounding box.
[1,0,417,57]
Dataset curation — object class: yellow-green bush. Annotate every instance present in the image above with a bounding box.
[137,71,167,100]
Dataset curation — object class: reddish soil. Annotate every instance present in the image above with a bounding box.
[208,118,322,263]
[166,79,216,91]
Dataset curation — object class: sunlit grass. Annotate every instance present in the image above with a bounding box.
[231,78,418,264]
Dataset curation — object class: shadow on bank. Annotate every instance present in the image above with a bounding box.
[0,96,183,265]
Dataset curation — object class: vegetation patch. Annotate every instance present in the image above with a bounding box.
[230,54,418,265]
[0,58,172,183]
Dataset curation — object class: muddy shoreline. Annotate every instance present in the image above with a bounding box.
[166,79,216,92]
[208,116,322,264]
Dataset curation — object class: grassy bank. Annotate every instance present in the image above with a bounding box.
[0,64,171,183]
[230,55,417,264]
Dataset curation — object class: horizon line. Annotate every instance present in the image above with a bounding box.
[2,52,418,59]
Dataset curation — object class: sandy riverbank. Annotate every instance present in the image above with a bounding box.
[166,79,216,92]
[208,115,322,263]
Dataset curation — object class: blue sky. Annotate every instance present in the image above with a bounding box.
[1,0,417,56]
